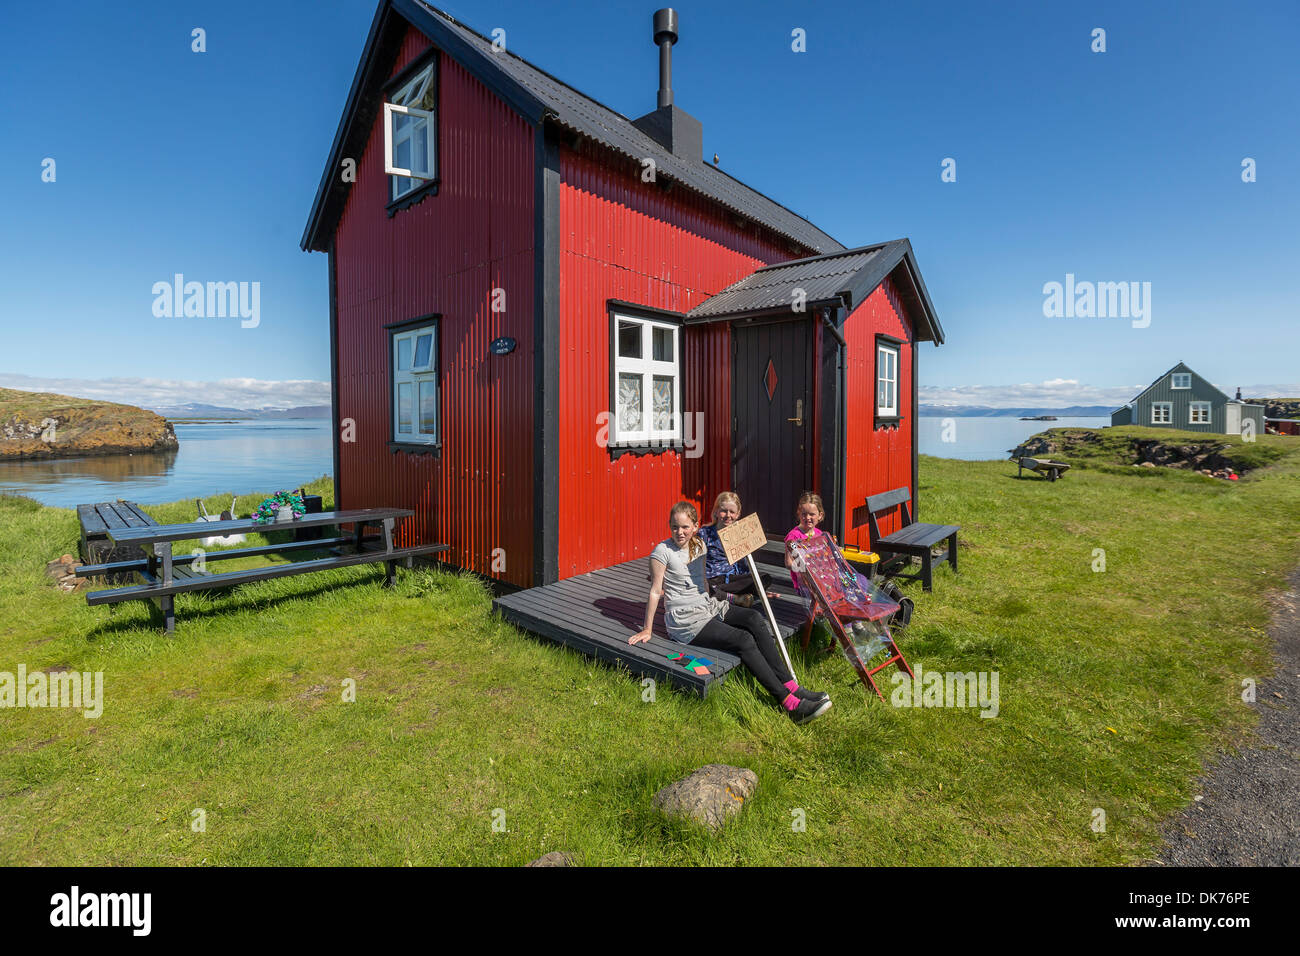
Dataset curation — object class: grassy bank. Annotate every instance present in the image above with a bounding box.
[2,449,1299,865]
[1018,424,1295,475]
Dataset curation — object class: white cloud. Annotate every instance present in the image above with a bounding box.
[0,373,330,410]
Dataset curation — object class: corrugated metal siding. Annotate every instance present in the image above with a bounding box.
[1133,365,1229,433]
[842,277,914,552]
[333,25,537,587]
[556,141,799,578]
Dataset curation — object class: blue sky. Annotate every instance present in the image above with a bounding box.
[2,0,1296,408]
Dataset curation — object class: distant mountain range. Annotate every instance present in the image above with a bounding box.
[919,405,1114,418]
[147,403,331,420]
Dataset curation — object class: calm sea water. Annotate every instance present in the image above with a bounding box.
[919,416,1109,460]
[1,416,1105,510]
[0,420,333,510]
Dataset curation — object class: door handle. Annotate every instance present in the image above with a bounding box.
[787,398,803,427]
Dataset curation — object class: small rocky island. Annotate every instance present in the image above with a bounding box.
[0,386,178,460]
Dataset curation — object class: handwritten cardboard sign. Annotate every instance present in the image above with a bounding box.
[717,512,766,566]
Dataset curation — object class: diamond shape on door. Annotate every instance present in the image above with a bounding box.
[764,358,778,401]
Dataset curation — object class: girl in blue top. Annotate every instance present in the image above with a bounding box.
[696,491,776,607]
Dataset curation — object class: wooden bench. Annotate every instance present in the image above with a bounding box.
[1013,456,1071,481]
[79,507,448,632]
[864,487,959,592]
[76,501,158,584]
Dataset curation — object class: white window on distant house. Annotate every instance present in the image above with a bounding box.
[1171,372,1191,389]
[1189,401,1211,424]
[1151,402,1172,424]
[876,341,899,419]
[610,311,681,447]
[384,62,437,203]
[390,318,438,445]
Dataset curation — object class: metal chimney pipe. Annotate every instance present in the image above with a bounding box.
[653,8,678,108]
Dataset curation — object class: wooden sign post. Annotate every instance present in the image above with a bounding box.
[717,514,796,682]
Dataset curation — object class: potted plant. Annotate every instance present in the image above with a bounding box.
[251,491,307,525]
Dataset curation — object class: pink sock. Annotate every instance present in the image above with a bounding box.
[784,679,799,692]
[783,693,800,711]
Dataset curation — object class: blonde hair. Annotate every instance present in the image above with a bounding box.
[796,491,825,519]
[669,501,706,561]
[712,491,741,515]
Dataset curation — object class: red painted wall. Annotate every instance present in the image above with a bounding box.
[556,141,799,578]
[332,26,537,586]
[841,276,915,552]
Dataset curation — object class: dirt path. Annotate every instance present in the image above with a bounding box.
[1158,567,1300,865]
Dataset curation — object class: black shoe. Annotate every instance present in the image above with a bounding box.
[793,685,830,704]
[789,696,832,725]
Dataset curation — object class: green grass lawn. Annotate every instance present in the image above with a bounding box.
[2,443,1299,866]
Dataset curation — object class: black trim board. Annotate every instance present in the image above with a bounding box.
[817,306,844,541]
[532,126,560,587]
[912,337,920,520]
[606,299,686,323]
[328,240,342,509]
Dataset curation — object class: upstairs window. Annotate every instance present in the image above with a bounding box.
[1171,372,1191,389]
[610,312,681,447]
[389,318,439,447]
[384,62,437,203]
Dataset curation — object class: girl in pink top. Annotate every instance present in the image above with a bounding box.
[784,491,835,589]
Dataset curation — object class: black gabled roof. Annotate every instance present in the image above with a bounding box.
[684,239,945,344]
[301,0,845,254]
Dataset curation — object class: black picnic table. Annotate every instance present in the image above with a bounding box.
[78,507,448,632]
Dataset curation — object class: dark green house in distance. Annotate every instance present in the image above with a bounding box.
[1111,362,1265,437]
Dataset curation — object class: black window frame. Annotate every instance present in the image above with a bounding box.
[874,333,904,428]
[605,299,688,459]
[383,51,441,216]
[386,314,442,456]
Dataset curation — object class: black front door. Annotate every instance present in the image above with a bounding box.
[732,320,814,539]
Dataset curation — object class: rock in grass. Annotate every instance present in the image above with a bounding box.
[653,764,758,831]
[526,851,575,867]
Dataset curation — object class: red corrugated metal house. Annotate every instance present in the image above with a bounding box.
[301,1,945,590]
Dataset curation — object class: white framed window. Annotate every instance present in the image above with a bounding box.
[1171,372,1191,389]
[1151,402,1172,424]
[384,62,437,202]
[390,319,438,445]
[876,341,899,419]
[610,312,681,447]
[1189,401,1211,424]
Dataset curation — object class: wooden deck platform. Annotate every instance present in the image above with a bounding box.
[492,542,810,696]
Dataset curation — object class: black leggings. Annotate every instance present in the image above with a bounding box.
[691,605,793,701]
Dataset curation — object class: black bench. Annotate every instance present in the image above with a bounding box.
[864,487,959,592]
[79,507,448,632]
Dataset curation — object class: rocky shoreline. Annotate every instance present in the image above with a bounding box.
[1010,428,1249,477]
[0,387,178,461]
